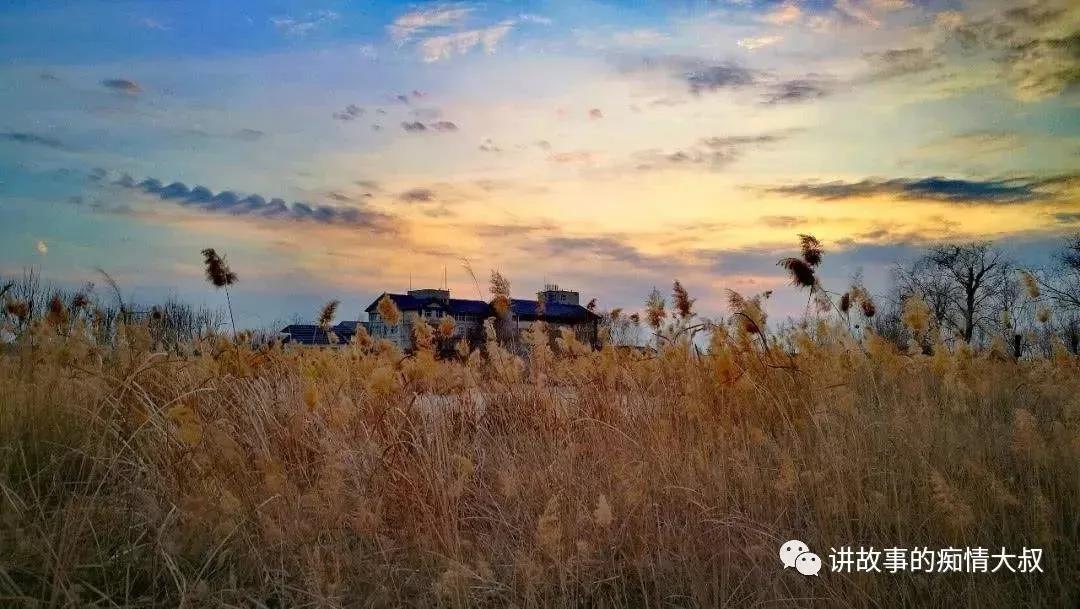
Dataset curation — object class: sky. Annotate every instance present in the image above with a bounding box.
[1,0,1078,328]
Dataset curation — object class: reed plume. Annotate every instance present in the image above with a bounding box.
[318,300,339,331]
[1021,271,1040,299]
[672,280,694,320]
[200,248,238,336]
[860,297,876,318]
[201,248,237,287]
[45,294,68,328]
[377,294,402,326]
[490,270,511,318]
[438,314,456,340]
[778,257,816,289]
[799,233,824,267]
[645,288,666,331]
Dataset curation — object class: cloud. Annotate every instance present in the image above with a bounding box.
[185,128,266,142]
[398,187,435,202]
[633,131,792,172]
[1,131,65,150]
[400,120,459,133]
[479,138,501,152]
[762,2,801,26]
[139,17,169,31]
[537,236,653,267]
[419,22,514,62]
[589,108,604,120]
[935,2,1080,101]
[1004,4,1069,28]
[271,10,338,37]
[738,35,783,51]
[620,55,759,95]
[761,77,834,104]
[332,104,364,121]
[233,128,265,141]
[611,29,668,47]
[633,147,734,171]
[765,175,1075,204]
[760,215,805,228]
[834,0,881,27]
[686,61,758,94]
[918,130,1030,157]
[389,5,474,41]
[701,133,790,147]
[101,78,141,94]
[517,13,552,26]
[863,47,942,80]
[1005,32,1080,100]
[106,173,395,230]
[472,222,555,239]
[548,151,599,165]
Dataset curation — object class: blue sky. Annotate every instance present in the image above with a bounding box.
[1,0,1078,327]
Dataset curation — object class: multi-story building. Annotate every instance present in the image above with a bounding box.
[364,285,599,351]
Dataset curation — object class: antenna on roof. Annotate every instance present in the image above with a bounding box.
[409,271,412,291]
[443,266,447,291]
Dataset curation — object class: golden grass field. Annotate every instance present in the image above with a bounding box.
[1,308,1078,608]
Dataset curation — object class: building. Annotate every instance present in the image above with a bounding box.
[279,320,370,346]
[364,285,599,351]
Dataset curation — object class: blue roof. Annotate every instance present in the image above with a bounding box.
[364,293,489,316]
[332,320,368,333]
[363,292,598,323]
[280,323,357,346]
[447,298,491,315]
[509,299,597,322]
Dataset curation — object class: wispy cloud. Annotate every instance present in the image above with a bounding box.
[917,131,1031,157]
[517,13,552,26]
[548,150,600,165]
[934,1,1080,100]
[400,120,459,133]
[862,47,942,80]
[633,131,793,172]
[106,173,395,230]
[737,35,782,51]
[536,236,656,267]
[619,55,759,95]
[101,78,141,94]
[611,28,668,47]
[399,187,435,202]
[271,10,338,37]
[761,77,834,104]
[389,4,474,42]
[332,104,364,121]
[138,17,169,31]
[762,2,801,26]
[419,22,514,62]
[2,131,65,150]
[766,175,1076,204]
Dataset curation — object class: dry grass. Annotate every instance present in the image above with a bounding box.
[1,312,1078,608]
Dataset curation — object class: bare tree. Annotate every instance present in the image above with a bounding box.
[1030,234,1080,354]
[1034,233,1080,311]
[896,242,1007,344]
[599,308,643,347]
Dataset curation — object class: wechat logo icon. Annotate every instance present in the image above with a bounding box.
[780,540,822,576]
